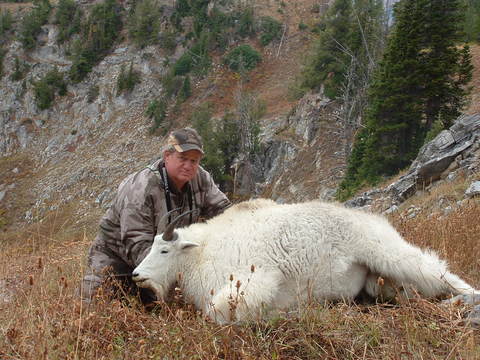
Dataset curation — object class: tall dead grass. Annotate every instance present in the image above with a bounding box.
[0,203,479,359]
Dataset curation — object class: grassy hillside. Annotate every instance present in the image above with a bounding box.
[0,183,479,358]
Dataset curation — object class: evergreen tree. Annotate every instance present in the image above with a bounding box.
[128,0,163,48]
[69,0,122,82]
[302,0,353,98]
[338,0,472,200]
[33,67,67,110]
[19,0,52,50]
[0,48,6,79]
[0,9,13,38]
[302,0,385,99]
[178,75,192,101]
[55,0,82,44]
[116,62,141,95]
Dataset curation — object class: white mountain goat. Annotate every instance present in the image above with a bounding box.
[132,199,479,324]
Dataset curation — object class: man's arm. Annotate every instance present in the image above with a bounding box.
[120,203,155,268]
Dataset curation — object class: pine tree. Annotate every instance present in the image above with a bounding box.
[302,0,353,98]
[338,0,472,199]
[128,0,162,48]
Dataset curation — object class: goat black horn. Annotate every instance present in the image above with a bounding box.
[162,209,198,241]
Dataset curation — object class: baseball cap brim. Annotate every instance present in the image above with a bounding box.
[173,144,204,154]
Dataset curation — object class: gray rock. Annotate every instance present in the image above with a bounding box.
[383,114,480,205]
[384,204,399,214]
[465,181,480,198]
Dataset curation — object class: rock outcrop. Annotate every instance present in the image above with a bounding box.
[346,113,480,212]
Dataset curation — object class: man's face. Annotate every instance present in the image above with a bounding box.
[164,150,202,190]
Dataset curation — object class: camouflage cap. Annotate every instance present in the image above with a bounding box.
[167,127,204,154]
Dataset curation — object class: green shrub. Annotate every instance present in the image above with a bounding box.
[192,94,262,192]
[0,9,13,37]
[117,62,141,95]
[173,53,193,76]
[19,0,52,50]
[190,33,212,75]
[55,0,82,43]
[298,22,308,31]
[236,7,255,38]
[69,0,122,83]
[145,97,167,132]
[33,68,67,110]
[159,30,177,53]
[128,0,163,48]
[10,56,30,81]
[177,75,191,102]
[223,44,261,72]
[258,16,282,46]
[161,71,183,98]
[0,48,7,78]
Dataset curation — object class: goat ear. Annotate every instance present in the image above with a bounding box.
[178,240,199,250]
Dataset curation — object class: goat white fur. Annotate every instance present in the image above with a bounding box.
[133,199,478,324]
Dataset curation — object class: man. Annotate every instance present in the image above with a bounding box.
[81,128,231,302]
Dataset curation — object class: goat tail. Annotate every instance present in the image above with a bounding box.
[355,229,477,298]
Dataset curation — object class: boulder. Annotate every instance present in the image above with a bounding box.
[465,181,480,198]
[388,113,480,203]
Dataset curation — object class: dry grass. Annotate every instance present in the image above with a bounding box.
[1,201,479,359]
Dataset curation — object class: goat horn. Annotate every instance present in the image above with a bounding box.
[162,209,198,241]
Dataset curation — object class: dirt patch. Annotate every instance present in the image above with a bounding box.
[0,2,33,13]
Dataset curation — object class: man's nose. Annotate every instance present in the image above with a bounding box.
[184,161,195,170]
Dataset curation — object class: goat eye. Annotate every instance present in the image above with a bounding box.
[161,250,169,254]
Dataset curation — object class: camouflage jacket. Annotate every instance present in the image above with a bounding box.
[92,158,231,268]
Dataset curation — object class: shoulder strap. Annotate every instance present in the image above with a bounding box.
[160,165,174,224]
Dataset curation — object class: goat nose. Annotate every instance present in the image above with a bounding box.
[132,272,139,278]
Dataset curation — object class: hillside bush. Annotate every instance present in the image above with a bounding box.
[159,30,177,53]
[116,62,141,95]
[10,56,30,81]
[19,0,52,50]
[173,53,192,76]
[128,0,163,48]
[54,0,82,44]
[258,16,282,46]
[172,31,211,76]
[192,92,263,191]
[192,104,234,189]
[145,97,167,132]
[69,0,122,83]
[0,9,13,37]
[0,48,6,78]
[223,44,261,72]
[177,75,191,102]
[33,68,67,110]
[161,71,183,98]
[235,7,255,38]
